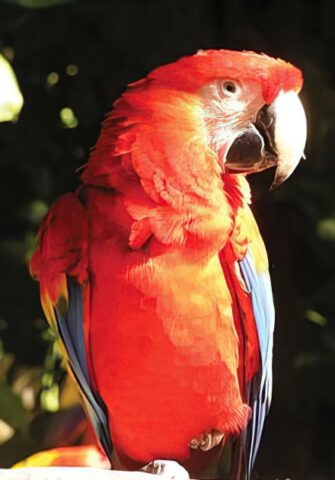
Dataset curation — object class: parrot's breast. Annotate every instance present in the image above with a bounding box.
[87,193,250,466]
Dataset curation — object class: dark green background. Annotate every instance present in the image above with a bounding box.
[0,0,334,478]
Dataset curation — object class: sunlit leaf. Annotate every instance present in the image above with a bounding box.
[40,384,60,412]
[304,309,327,327]
[24,200,49,225]
[317,217,335,241]
[66,64,79,76]
[60,107,78,128]
[0,419,14,445]
[42,372,53,388]
[0,53,24,122]
[46,72,59,87]
[41,327,57,343]
[12,367,43,411]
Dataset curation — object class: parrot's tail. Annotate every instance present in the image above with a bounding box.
[11,445,111,469]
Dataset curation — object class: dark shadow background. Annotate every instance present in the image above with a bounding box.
[0,0,334,478]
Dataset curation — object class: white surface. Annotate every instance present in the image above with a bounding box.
[0,462,190,480]
[0,468,155,480]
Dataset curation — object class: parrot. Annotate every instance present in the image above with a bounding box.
[29,49,307,479]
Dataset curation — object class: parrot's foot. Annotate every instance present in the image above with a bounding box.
[189,429,224,451]
[142,460,189,480]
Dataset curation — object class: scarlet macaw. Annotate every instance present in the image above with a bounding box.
[30,50,307,479]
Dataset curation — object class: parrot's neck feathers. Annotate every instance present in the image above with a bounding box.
[81,81,251,252]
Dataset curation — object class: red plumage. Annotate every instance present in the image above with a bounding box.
[30,50,304,478]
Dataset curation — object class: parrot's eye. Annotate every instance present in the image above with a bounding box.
[221,81,238,96]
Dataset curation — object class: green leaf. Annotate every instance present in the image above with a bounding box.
[304,309,327,327]
[40,384,60,412]
[20,200,49,225]
[0,382,27,429]
[0,54,24,122]
[317,217,335,241]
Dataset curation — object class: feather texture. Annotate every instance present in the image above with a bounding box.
[30,50,303,478]
[239,251,275,477]
[30,195,113,461]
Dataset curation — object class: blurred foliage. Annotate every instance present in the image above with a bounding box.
[0,0,334,478]
[0,52,23,121]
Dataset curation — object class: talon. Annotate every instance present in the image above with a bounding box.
[189,429,224,451]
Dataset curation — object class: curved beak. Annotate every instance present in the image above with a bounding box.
[225,90,307,189]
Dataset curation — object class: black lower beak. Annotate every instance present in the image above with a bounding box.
[225,105,278,174]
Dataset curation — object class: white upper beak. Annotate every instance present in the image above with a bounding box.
[271,90,307,189]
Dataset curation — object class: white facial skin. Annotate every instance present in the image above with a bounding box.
[201,78,265,169]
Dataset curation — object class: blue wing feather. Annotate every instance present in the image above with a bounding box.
[239,250,275,478]
[55,278,113,460]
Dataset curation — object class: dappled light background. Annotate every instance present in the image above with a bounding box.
[0,0,334,478]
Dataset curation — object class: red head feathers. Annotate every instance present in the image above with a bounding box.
[147,49,303,103]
